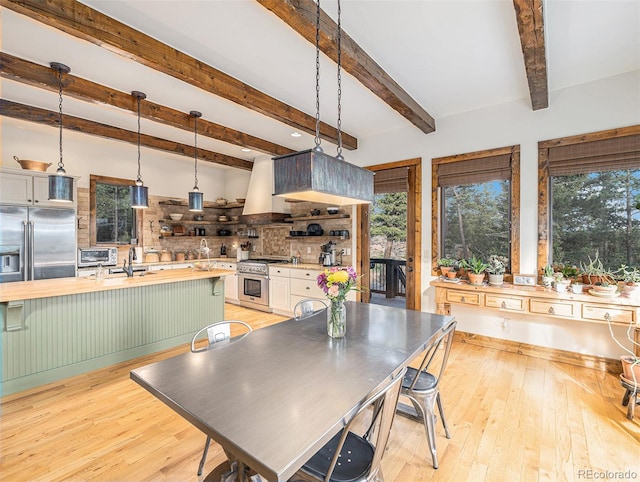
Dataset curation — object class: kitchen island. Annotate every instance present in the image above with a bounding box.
[0,268,232,395]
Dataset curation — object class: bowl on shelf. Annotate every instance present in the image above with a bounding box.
[216,197,228,206]
[14,156,52,172]
[236,198,246,204]
[218,215,228,222]
[327,207,339,215]
[193,214,204,221]
[169,213,183,221]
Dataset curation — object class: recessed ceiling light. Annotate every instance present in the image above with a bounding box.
[290,132,302,138]
[241,148,251,152]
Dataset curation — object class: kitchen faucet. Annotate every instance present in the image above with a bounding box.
[123,247,136,277]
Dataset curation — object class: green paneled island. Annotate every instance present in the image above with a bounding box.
[0,268,232,396]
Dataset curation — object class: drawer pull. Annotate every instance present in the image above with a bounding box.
[501,301,507,309]
[548,306,555,315]
[461,296,466,303]
[604,312,611,322]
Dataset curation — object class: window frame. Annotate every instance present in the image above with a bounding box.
[432,145,521,277]
[537,125,640,274]
[89,174,140,246]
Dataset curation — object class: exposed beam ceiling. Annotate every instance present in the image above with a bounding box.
[512,0,549,110]
[256,0,436,134]
[1,0,358,150]
[0,52,294,157]
[1,99,254,171]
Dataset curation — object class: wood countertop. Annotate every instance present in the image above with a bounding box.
[0,268,233,303]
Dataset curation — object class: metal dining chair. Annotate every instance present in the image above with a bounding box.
[396,319,457,469]
[290,368,406,482]
[190,320,253,476]
[293,298,328,320]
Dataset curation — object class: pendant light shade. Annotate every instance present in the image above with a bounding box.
[130,91,148,209]
[272,0,373,205]
[48,62,74,203]
[188,110,204,212]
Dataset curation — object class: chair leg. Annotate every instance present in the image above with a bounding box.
[435,392,450,439]
[409,394,439,469]
[197,435,211,476]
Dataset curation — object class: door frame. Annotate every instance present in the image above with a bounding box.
[357,158,422,311]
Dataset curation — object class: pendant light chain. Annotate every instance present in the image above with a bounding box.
[57,68,64,170]
[192,111,201,190]
[314,0,322,151]
[136,94,142,184]
[336,0,344,161]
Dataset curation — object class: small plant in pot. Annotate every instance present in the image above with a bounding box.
[541,264,554,288]
[457,258,470,279]
[620,355,640,385]
[467,255,489,285]
[437,258,456,277]
[615,264,640,299]
[580,251,614,286]
[486,255,508,286]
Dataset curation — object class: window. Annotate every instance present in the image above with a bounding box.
[538,127,640,271]
[90,175,138,245]
[432,146,520,275]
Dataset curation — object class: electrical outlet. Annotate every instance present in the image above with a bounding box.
[307,247,312,254]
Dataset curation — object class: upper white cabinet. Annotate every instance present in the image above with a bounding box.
[0,169,77,207]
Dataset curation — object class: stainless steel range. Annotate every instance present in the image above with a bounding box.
[237,259,284,312]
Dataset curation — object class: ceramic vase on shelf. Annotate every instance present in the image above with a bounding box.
[327,300,346,338]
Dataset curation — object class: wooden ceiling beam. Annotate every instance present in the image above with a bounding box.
[1,53,294,157]
[1,0,357,150]
[512,0,549,110]
[256,0,436,134]
[0,99,254,171]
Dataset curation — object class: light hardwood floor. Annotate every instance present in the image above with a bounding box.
[1,303,638,481]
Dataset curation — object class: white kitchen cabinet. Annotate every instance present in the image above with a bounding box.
[0,169,77,207]
[269,266,291,314]
[219,261,238,303]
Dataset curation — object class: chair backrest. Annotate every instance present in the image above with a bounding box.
[190,320,253,353]
[324,368,406,481]
[293,298,328,320]
[405,319,457,392]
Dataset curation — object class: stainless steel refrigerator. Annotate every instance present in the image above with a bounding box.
[0,205,76,282]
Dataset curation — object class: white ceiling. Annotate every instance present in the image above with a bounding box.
[2,0,639,167]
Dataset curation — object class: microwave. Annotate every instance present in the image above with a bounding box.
[77,247,118,267]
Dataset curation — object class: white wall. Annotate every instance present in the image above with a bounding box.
[345,71,640,358]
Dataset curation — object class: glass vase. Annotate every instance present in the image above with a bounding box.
[327,300,346,338]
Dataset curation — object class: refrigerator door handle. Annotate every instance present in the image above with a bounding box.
[28,221,35,281]
[23,220,29,281]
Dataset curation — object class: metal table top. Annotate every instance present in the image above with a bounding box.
[130,301,453,481]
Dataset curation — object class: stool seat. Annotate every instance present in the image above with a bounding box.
[620,374,639,420]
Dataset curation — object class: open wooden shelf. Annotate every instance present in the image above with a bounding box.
[285,214,350,222]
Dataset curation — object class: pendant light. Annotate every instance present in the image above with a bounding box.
[48,62,74,202]
[188,110,204,212]
[272,0,373,205]
[130,91,148,209]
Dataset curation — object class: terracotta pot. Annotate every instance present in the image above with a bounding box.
[440,266,452,277]
[468,272,485,285]
[446,270,458,279]
[621,356,640,383]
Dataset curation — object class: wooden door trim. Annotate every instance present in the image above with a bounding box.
[358,158,422,310]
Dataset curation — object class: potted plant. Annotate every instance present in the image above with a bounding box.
[457,258,470,279]
[541,264,554,288]
[621,355,640,384]
[437,258,456,277]
[486,255,508,286]
[553,273,570,293]
[580,251,614,285]
[615,264,640,300]
[467,255,489,285]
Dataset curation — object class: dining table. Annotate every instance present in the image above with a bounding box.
[130,301,454,481]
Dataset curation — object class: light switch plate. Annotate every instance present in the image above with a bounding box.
[513,274,537,286]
